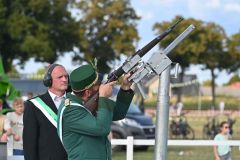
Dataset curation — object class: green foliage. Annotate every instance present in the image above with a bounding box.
[6,63,20,78]
[153,16,207,102]
[0,108,15,115]
[0,76,21,100]
[75,0,140,73]
[0,56,20,100]
[198,22,228,70]
[0,0,79,72]
[153,16,233,107]
[197,22,231,107]
[227,33,240,72]
[35,67,46,75]
[202,80,214,86]
[153,16,205,68]
[0,55,4,74]
[153,16,230,73]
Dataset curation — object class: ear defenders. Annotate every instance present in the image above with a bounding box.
[43,64,60,87]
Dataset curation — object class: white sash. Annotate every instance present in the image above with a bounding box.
[58,102,92,143]
[30,98,57,128]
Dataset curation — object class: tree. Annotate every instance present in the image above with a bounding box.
[227,33,240,72]
[35,67,47,75]
[197,22,228,108]
[221,33,240,86]
[202,80,213,87]
[154,16,232,108]
[6,64,20,78]
[0,0,80,72]
[74,0,140,73]
[153,16,206,102]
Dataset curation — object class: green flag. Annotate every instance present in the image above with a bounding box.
[0,56,4,75]
[0,55,21,100]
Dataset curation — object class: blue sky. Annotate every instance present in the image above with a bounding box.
[130,0,240,85]
[16,0,240,85]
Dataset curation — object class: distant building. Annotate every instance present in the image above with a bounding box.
[229,82,240,88]
[10,79,46,97]
[171,74,200,97]
[201,86,240,97]
[135,74,200,99]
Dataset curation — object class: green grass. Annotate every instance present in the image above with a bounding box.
[144,95,240,110]
[112,147,240,160]
[112,115,240,160]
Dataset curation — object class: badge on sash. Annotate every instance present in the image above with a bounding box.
[65,98,71,107]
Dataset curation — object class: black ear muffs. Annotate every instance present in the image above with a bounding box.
[43,64,60,87]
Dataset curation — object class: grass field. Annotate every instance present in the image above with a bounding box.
[112,147,240,160]
[144,95,240,110]
[112,114,240,160]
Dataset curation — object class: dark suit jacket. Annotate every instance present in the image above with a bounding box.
[23,92,67,160]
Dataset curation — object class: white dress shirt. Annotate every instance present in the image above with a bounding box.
[48,91,66,109]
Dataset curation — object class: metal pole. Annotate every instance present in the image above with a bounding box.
[0,142,7,160]
[198,82,202,112]
[126,136,134,160]
[154,66,171,160]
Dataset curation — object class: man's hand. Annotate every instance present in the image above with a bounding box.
[14,134,21,141]
[99,81,117,97]
[6,128,12,136]
[121,73,133,90]
[215,156,220,160]
[0,133,8,142]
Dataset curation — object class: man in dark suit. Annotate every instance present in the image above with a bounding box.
[23,64,68,160]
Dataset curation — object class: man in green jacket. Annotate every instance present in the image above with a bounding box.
[57,64,134,160]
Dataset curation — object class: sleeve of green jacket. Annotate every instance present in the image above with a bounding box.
[63,97,114,136]
[112,88,134,121]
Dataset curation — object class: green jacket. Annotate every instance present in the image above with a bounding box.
[57,89,134,160]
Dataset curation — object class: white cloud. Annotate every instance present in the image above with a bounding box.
[134,0,179,6]
[205,0,220,8]
[135,9,154,21]
[187,0,220,10]
[187,1,209,18]
[224,3,240,13]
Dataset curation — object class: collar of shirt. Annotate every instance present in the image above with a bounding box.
[48,90,66,109]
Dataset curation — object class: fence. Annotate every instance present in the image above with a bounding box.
[4,137,240,160]
[111,137,240,160]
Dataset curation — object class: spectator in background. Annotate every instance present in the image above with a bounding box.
[23,64,68,160]
[214,121,231,160]
[0,99,6,141]
[219,101,225,114]
[22,92,34,101]
[4,97,24,155]
[27,92,33,99]
[176,101,184,116]
[169,102,177,115]
[227,114,236,136]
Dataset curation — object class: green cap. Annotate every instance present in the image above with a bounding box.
[70,64,98,92]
